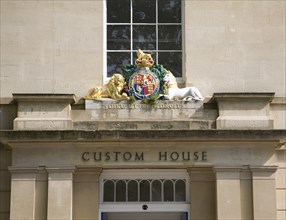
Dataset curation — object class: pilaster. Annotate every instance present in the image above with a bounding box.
[73,166,102,220]
[47,167,75,220]
[9,167,47,220]
[251,166,278,220]
[188,167,216,220]
[214,167,242,220]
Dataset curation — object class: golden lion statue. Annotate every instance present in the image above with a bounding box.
[135,49,154,68]
[85,73,129,100]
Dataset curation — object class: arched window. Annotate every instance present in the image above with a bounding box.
[102,178,186,203]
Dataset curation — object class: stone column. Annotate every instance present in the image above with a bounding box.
[214,167,242,220]
[188,167,216,220]
[73,166,102,219]
[9,167,47,220]
[47,167,75,220]
[251,166,278,220]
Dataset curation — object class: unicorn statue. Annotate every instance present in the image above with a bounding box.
[163,71,204,101]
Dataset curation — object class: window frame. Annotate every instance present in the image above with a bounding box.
[100,169,190,204]
[104,0,185,84]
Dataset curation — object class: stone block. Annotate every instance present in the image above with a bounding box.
[214,93,275,129]
[85,99,204,121]
[276,189,286,210]
[14,118,73,130]
[277,211,286,220]
[13,94,75,130]
[276,168,286,188]
[271,97,286,129]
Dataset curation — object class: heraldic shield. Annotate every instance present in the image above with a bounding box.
[129,68,160,100]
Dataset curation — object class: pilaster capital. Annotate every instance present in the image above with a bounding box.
[250,166,278,173]
[213,166,243,172]
[187,166,215,182]
[250,166,278,180]
[213,167,244,180]
[46,166,75,173]
[187,166,213,174]
[74,166,103,183]
[75,166,102,174]
[9,166,46,174]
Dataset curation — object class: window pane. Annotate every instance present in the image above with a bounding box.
[116,180,126,202]
[163,180,174,201]
[158,0,181,23]
[107,0,130,23]
[128,180,138,201]
[175,180,186,201]
[133,0,156,23]
[158,52,182,77]
[107,52,131,77]
[133,25,156,50]
[158,25,182,50]
[140,180,150,201]
[152,180,162,201]
[103,180,114,202]
[107,25,130,50]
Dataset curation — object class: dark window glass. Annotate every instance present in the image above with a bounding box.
[133,0,156,23]
[107,52,131,77]
[128,180,138,202]
[133,25,156,50]
[158,25,182,50]
[107,0,182,78]
[175,180,186,201]
[107,25,130,50]
[158,0,181,23]
[116,180,126,202]
[158,52,182,77]
[107,0,130,23]
[152,180,162,201]
[163,180,174,201]
[139,180,150,201]
[103,180,114,202]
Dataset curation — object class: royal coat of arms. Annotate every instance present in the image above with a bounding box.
[129,68,160,99]
[85,49,204,102]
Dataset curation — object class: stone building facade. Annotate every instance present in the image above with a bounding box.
[0,1,285,220]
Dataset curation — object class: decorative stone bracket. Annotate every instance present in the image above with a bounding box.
[13,94,76,130]
[213,93,275,129]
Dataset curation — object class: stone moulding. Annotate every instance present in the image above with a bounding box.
[0,130,285,143]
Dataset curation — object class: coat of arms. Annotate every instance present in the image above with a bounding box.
[129,67,160,99]
[85,49,204,102]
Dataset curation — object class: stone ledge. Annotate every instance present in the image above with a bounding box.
[73,120,215,130]
[13,93,76,104]
[0,130,285,143]
[14,118,73,130]
[213,92,275,101]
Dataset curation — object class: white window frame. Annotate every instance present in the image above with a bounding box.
[104,0,185,84]
[99,169,190,218]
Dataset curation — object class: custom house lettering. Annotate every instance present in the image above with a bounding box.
[82,151,207,162]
